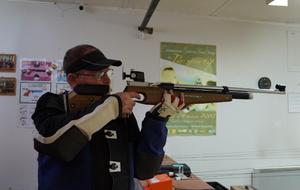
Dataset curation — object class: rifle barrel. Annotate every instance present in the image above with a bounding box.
[169,84,286,95]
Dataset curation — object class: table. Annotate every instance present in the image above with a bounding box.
[138,155,215,190]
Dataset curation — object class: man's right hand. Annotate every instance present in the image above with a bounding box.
[115,92,141,115]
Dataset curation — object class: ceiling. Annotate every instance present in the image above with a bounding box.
[10,0,300,25]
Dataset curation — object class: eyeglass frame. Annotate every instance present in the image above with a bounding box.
[73,69,113,81]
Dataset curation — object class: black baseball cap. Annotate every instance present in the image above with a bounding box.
[64,49,122,74]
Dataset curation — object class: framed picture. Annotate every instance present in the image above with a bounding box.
[0,77,16,95]
[0,54,16,72]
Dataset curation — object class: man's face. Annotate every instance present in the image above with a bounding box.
[68,67,111,88]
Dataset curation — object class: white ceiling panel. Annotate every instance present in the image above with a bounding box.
[4,0,300,24]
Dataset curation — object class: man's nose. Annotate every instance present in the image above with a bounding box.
[101,74,111,85]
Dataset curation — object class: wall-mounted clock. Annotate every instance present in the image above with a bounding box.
[258,77,271,89]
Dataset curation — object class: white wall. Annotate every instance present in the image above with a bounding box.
[1,1,300,189]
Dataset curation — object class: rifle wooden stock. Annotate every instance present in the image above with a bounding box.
[68,86,235,112]
[123,85,233,105]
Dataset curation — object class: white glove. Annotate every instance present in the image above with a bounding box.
[150,91,186,118]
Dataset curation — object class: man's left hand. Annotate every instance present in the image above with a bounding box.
[149,90,186,118]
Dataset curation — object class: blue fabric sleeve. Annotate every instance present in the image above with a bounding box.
[137,112,168,156]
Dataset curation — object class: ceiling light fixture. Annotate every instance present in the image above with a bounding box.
[267,0,288,6]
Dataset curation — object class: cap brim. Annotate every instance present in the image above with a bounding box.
[83,59,122,71]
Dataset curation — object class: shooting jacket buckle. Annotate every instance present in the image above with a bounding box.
[104,130,117,139]
[109,161,121,172]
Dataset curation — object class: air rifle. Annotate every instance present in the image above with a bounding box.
[66,70,286,113]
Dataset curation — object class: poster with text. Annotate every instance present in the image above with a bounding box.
[56,83,72,94]
[20,59,53,81]
[19,82,51,103]
[160,42,217,136]
[54,60,67,83]
[18,104,36,128]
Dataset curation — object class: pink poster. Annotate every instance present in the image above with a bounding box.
[20,59,53,81]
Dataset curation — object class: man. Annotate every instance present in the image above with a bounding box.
[32,44,186,190]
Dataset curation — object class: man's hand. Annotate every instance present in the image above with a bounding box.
[150,90,186,118]
[115,91,140,115]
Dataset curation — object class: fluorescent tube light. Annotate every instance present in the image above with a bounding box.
[267,0,288,6]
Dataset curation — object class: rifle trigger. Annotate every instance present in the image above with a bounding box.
[222,86,229,94]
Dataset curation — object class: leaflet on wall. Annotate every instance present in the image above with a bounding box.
[19,82,51,104]
[287,31,300,71]
[288,93,300,112]
[54,60,67,83]
[53,60,71,93]
[18,104,36,128]
[56,83,72,94]
[20,58,53,81]
[160,42,217,136]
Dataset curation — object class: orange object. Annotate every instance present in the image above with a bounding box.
[144,174,172,190]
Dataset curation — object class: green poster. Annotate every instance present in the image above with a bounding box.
[160,42,217,136]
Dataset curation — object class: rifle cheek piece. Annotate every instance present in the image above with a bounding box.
[73,84,110,95]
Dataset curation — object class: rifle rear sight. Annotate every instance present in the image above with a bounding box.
[123,70,145,82]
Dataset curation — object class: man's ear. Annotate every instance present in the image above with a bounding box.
[67,74,77,88]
